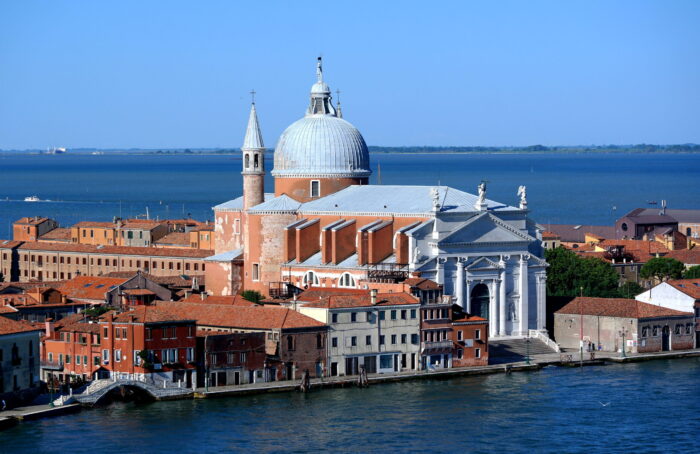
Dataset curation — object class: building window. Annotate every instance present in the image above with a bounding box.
[400,310,407,320]
[146,328,152,340]
[338,273,356,288]
[475,348,481,358]
[102,349,110,364]
[303,271,319,287]
[332,337,338,348]
[351,336,357,347]
[652,326,659,337]
[675,324,683,335]
[316,333,324,349]
[103,328,108,339]
[76,355,81,365]
[287,336,295,351]
[379,311,385,321]
[641,326,649,338]
[391,334,397,344]
[115,349,122,362]
[252,263,260,281]
[390,310,397,320]
[366,335,372,345]
[457,330,463,341]
[234,219,241,235]
[331,313,338,323]
[475,329,481,340]
[411,334,419,344]
[310,180,320,198]
[186,347,194,362]
[65,355,71,364]
[457,349,463,360]
[379,335,385,345]
[351,312,357,323]
[686,324,693,334]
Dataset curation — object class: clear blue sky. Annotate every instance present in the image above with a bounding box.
[1,0,698,149]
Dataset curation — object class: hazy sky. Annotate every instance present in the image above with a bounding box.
[1,1,698,149]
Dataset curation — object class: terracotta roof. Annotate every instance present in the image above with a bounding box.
[0,281,67,292]
[38,228,72,241]
[542,224,616,243]
[0,316,42,336]
[121,219,163,228]
[0,240,23,248]
[542,231,560,239]
[0,305,18,314]
[180,294,256,306]
[52,313,86,330]
[57,276,127,301]
[59,316,101,334]
[122,288,156,296]
[154,231,190,246]
[105,306,194,324]
[303,292,420,309]
[103,271,203,287]
[452,314,487,323]
[403,277,442,290]
[154,301,326,330]
[73,221,115,228]
[666,249,700,265]
[297,287,368,302]
[0,294,40,307]
[597,239,670,254]
[14,217,52,225]
[2,241,213,258]
[556,297,693,319]
[666,279,700,299]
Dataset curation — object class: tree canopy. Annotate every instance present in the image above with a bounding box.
[241,290,264,304]
[683,265,700,279]
[545,247,621,298]
[639,257,685,283]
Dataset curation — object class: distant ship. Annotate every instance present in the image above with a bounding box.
[24,196,40,202]
[46,147,67,154]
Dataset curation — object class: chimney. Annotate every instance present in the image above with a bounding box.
[45,318,54,338]
[411,271,422,278]
[370,289,378,305]
[200,292,206,301]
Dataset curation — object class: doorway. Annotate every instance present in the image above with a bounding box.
[662,326,670,351]
[471,284,490,319]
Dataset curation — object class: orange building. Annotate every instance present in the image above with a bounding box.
[13,217,58,242]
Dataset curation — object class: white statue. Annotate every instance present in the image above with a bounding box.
[430,187,441,211]
[517,185,527,210]
[474,181,487,210]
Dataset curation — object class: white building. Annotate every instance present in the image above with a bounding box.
[297,290,421,376]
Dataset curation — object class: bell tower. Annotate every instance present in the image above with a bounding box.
[242,93,265,210]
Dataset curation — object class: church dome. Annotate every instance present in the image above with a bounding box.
[271,58,371,179]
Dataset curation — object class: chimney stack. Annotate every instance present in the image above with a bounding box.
[370,289,378,305]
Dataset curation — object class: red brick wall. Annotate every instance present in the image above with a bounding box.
[296,220,320,263]
[279,329,327,379]
[333,221,356,264]
[369,221,393,264]
[275,177,368,202]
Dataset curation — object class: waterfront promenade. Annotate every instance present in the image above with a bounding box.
[3,347,698,431]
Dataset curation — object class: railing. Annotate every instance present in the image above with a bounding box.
[366,263,410,284]
[421,340,453,351]
[268,282,302,299]
[529,329,561,353]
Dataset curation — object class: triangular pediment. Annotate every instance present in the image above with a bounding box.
[465,256,501,271]
[439,213,533,246]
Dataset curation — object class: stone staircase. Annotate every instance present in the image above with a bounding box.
[489,338,559,364]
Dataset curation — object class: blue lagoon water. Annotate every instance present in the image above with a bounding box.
[1,152,699,239]
[1,359,699,453]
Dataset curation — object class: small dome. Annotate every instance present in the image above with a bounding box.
[272,115,371,178]
[311,81,330,95]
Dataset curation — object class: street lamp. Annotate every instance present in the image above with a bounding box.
[619,327,629,358]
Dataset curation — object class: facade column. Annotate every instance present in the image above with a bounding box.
[465,277,471,313]
[498,273,507,337]
[489,280,497,339]
[455,259,465,309]
[537,273,547,331]
[435,258,444,285]
[519,255,529,336]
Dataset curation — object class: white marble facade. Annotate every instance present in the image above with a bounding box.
[408,210,548,338]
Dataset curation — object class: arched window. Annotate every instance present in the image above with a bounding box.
[470,284,490,319]
[254,154,259,169]
[338,273,356,288]
[244,154,250,169]
[303,271,319,287]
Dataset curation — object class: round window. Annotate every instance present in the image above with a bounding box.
[621,223,628,232]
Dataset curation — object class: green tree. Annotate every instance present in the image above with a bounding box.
[639,257,685,283]
[683,265,700,279]
[241,290,264,304]
[616,281,645,298]
[545,247,621,298]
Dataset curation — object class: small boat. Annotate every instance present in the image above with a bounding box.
[24,196,40,202]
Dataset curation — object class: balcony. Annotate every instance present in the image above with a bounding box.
[268,282,302,299]
[41,360,64,371]
[366,263,409,284]
[421,340,453,353]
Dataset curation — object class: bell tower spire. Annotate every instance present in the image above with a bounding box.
[242,92,265,210]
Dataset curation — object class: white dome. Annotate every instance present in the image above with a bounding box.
[272,115,371,178]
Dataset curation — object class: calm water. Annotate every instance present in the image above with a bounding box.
[2,359,699,452]
[1,152,700,239]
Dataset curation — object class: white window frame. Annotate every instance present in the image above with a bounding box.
[457,330,463,341]
[115,349,122,362]
[186,347,194,362]
[134,350,141,366]
[475,329,481,340]
[102,349,109,365]
[338,272,356,288]
[303,271,320,287]
[475,348,481,358]
[234,219,241,235]
[310,180,320,198]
